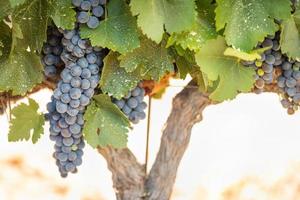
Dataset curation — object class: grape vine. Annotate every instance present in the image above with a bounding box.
[2,0,300,182]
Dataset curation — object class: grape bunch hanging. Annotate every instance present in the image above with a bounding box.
[242,32,300,115]
[44,0,147,177]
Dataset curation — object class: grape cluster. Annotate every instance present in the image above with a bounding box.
[242,31,300,114]
[113,84,147,124]
[277,60,300,114]
[242,33,282,93]
[42,26,64,78]
[47,28,104,177]
[72,0,105,29]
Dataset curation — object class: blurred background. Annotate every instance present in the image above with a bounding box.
[1,78,300,200]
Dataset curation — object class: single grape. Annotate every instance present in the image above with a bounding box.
[265,55,275,65]
[262,63,273,73]
[80,95,90,106]
[127,97,138,108]
[63,137,74,147]
[255,78,265,89]
[90,0,100,7]
[72,0,82,7]
[59,83,70,93]
[282,61,292,70]
[92,6,104,17]
[44,66,57,78]
[87,16,99,29]
[61,128,72,137]
[286,77,297,88]
[56,101,68,114]
[277,76,286,88]
[71,65,82,77]
[70,99,81,108]
[81,79,91,90]
[81,68,92,79]
[71,77,82,88]
[80,1,92,10]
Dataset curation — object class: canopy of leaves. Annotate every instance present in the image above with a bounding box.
[80,0,140,54]
[8,98,45,143]
[100,52,142,99]
[83,94,130,148]
[130,0,196,43]
[195,36,256,101]
[215,0,291,52]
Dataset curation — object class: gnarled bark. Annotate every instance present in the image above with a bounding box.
[98,148,146,200]
[145,82,210,200]
[98,81,211,200]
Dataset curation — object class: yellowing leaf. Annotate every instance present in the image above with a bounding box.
[8,98,45,143]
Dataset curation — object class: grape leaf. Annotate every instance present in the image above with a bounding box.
[0,21,43,95]
[280,11,300,61]
[8,98,45,144]
[9,0,25,7]
[195,36,256,101]
[80,0,139,54]
[0,50,43,95]
[167,17,217,51]
[119,37,174,81]
[167,0,217,51]
[83,94,130,148]
[48,0,76,30]
[130,0,196,43]
[100,52,142,99]
[215,0,291,52]
[12,0,49,51]
[0,0,12,21]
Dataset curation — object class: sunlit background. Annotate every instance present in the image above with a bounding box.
[1,78,300,200]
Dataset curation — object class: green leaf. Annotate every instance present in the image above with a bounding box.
[80,0,139,54]
[12,0,48,51]
[119,37,174,81]
[215,0,291,52]
[167,17,217,51]
[195,36,255,101]
[48,0,76,30]
[100,52,142,99]
[0,0,12,21]
[167,0,217,51]
[9,0,25,7]
[130,0,196,43]
[280,11,300,60]
[83,94,130,148]
[0,20,43,95]
[8,98,45,144]
[0,51,43,95]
